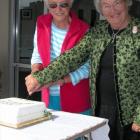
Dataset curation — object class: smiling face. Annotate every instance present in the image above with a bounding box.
[46,0,71,24]
[100,0,129,29]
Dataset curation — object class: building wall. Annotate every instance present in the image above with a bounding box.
[0,0,10,98]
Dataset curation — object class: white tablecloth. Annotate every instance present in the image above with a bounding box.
[0,110,110,140]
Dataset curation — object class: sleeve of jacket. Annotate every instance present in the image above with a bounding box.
[134,106,140,125]
[31,26,42,64]
[32,29,93,85]
[69,60,89,85]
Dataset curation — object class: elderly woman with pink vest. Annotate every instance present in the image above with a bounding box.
[31,0,92,116]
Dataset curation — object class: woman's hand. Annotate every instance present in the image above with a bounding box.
[54,75,71,86]
[25,74,42,95]
[132,123,140,132]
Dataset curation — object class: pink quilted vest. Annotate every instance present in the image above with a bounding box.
[37,12,91,113]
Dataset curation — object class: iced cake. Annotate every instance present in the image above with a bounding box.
[0,97,51,128]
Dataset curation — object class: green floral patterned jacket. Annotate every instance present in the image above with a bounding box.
[33,17,140,126]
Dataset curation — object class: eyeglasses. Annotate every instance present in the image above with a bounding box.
[48,2,69,9]
[102,0,124,12]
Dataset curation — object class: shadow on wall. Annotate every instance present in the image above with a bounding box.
[0,71,2,92]
[130,0,140,18]
[72,0,98,26]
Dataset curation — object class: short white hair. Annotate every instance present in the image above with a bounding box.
[93,0,133,14]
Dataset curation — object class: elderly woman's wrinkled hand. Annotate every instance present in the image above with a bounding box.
[25,74,42,95]
[132,123,140,133]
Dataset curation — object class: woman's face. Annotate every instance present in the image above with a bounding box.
[46,0,71,23]
[100,0,129,28]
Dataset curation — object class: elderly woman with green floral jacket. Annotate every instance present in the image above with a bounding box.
[25,0,140,139]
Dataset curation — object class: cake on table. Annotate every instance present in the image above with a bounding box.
[0,97,51,128]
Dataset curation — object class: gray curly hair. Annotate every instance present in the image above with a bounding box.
[44,0,74,7]
[93,0,132,14]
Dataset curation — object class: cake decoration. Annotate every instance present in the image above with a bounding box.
[0,97,52,128]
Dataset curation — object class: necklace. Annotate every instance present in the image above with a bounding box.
[111,28,121,43]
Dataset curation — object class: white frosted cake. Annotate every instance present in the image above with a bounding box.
[0,97,51,128]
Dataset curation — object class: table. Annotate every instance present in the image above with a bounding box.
[0,110,110,140]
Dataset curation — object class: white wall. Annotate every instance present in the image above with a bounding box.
[0,0,10,98]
